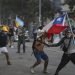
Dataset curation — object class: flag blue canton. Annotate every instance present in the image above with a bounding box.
[53,15,65,25]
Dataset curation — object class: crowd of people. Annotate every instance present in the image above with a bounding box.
[0,24,75,75]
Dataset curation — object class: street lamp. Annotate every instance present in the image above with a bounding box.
[39,0,42,26]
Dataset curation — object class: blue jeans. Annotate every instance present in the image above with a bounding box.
[34,50,48,61]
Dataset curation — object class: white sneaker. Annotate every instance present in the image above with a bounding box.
[11,46,14,48]
[30,68,35,73]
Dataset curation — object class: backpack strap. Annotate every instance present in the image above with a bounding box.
[63,36,72,52]
[66,36,72,50]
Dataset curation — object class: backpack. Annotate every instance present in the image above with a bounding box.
[32,37,42,52]
[61,36,72,52]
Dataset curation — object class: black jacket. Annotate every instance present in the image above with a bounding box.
[45,36,72,52]
[0,32,8,47]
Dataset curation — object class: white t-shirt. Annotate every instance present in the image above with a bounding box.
[0,47,8,54]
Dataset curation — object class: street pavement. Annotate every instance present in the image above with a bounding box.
[0,41,75,75]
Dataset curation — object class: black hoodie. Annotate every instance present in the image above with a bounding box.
[0,31,8,47]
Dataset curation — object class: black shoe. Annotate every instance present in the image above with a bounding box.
[7,61,11,65]
[23,52,25,53]
[54,73,58,75]
[9,45,11,47]
[16,52,20,53]
[43,71,50,74]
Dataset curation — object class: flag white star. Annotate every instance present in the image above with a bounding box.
[57,18,62,22]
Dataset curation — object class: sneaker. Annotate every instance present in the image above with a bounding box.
[43,71,50,74]
[7,61,11,65]
[11,46,14,48]
[16,52,20,53]
[30,68,35,73]
[54,73,58,75]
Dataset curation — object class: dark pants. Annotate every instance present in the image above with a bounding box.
[17,40,25,53]
[55,53,75,74]
[8,35,14,47]
[33,33,37,41]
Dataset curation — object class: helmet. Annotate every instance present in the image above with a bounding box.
[2,26,8,32]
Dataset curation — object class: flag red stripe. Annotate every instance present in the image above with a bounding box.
[48,25,67,34]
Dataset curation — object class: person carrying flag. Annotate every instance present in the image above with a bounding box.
[40,13,75,75]
[44,29,75,75]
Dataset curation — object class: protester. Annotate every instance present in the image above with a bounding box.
[8,25,14,48]
[31,30,49,73]
[17,26,26,53]
[0,29,11,65]
[44,29,75,75]
[33,28,37,41]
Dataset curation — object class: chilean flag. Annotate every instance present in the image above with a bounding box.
[42,15,68,38]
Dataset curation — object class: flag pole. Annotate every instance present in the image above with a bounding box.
[66,12,73,34]
[66,12,75,42]
[39,0,42,26]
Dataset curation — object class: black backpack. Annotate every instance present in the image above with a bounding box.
[61,36,72,52]
[0,32,7,47]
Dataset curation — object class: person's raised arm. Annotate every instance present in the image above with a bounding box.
[44,37,65,47]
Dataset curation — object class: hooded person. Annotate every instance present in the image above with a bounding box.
[43,29,75,75]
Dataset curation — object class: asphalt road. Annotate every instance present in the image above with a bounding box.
[0,41,75,75]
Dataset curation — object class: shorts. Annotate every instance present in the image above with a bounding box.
[34,51,48,61]
[0,47,8,54]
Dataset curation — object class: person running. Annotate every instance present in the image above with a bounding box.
[31,31,49,73]
[0,29,11,65]
[44,30,75,75]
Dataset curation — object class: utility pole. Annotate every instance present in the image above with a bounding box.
[39,0,42,26]
[0,0,2,25]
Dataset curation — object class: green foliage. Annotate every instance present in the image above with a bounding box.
[0,0,53,24]
[65,0,75,11]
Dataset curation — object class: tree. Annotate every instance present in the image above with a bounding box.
[65,0,75,11]
[0,0,53,25]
